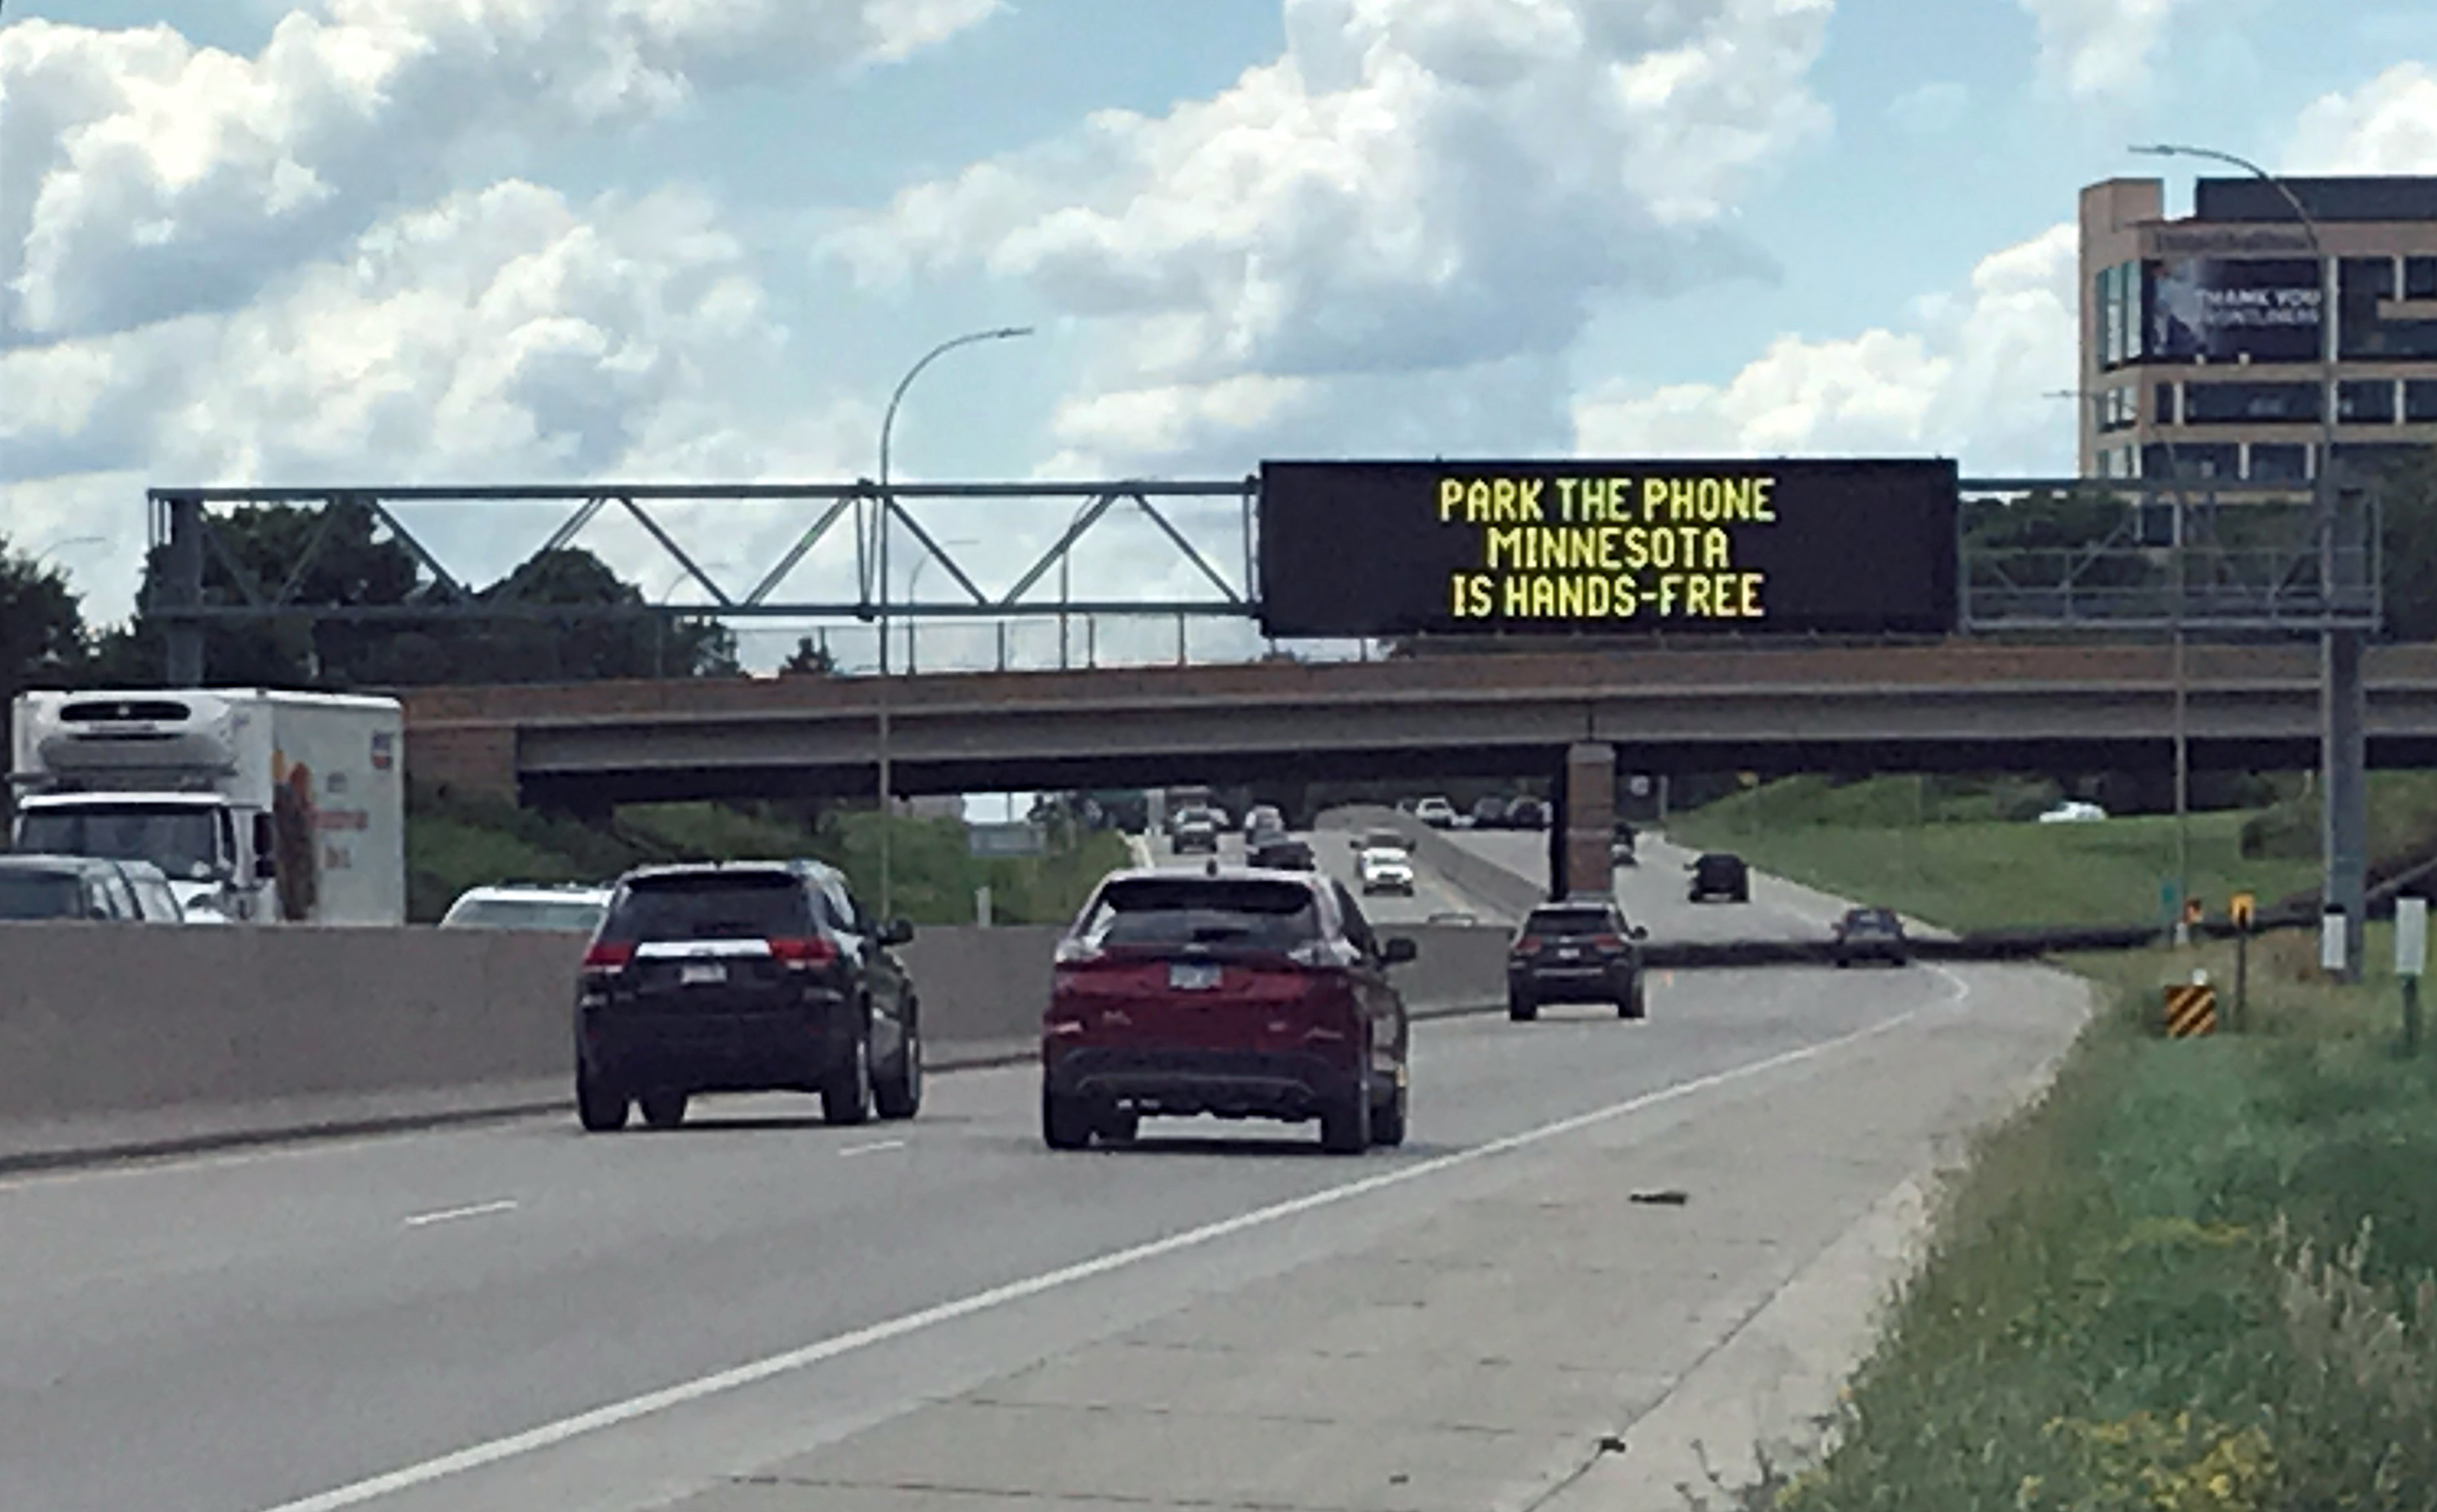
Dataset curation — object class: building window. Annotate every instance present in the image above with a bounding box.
[2144,442,2239,480]
[2407,257,2437,301]
[2095,386,2137,432]
[2333,443,2425,480]
[2406,379,2437,423]
[2249,443,2310,481]
[2097,264,2124,368]
[2154,383,2178,426]
[2339,379,2398,424]
[2182,380,2321,424]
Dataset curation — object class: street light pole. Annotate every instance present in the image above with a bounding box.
[872,326,1034,921]
[2133,144,2361,977]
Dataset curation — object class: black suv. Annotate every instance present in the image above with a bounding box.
[574,861,921,1132]
[1688,852,1751,904]
[1508,896,1649,1021]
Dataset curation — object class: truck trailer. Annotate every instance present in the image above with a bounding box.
[7,688,406,924]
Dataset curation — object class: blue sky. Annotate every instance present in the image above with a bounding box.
[3,0,2434,654]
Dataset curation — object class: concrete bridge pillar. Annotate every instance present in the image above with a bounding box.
[1560,742,1616,899]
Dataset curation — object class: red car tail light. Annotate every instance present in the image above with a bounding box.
[767,936,836,969]
[582,941,635,972]
[1512,935,1542,956]
[1591,934,1624,951]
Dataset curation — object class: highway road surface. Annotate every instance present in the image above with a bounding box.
[0,827,2087,1512]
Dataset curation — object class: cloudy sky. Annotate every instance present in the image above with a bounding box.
[5,0,2436,672]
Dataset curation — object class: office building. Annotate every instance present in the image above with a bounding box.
[2079,175,2437,485]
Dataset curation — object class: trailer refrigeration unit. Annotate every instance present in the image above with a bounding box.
[7,688,407,924]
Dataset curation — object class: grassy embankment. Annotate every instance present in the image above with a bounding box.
[1662,777,2437,1510]
[406,789,1129,927]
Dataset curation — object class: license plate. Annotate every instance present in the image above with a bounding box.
[1557,948,1580,960]
[1169,962,1222,991]
[679,962,728,986]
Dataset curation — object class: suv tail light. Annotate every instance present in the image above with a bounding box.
[1591,934,1624,952]
[1512,935,1542,956]
[582,941,635,972]
[769,936,836,969]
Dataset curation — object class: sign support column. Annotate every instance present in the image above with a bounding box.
[1563,743,1617,900]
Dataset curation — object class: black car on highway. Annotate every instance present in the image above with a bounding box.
[1507,896,1649,1021]
[1042,867,1416,1153]
[1832,907,1913,968]
[1248,836,1316,872]
[1172,809,1220,855]
[1505,796,1550,830]
[1687,852,1751,904]
[573,860,921,1132]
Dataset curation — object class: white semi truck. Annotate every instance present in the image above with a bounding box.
[7,688,407,925]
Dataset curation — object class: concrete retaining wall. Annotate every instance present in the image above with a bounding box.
[0,916,1508,1171]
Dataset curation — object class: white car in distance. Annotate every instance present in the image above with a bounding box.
[1358,847,1416,896]
[2035,800,2108,825]
[1413,796,1457,829]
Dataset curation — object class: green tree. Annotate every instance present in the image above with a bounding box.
[1,537,93,783]
[471,547,739,683]
[780,636,838,676]
[2375,445,2437,640]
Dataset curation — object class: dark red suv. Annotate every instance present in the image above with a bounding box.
[1042,868,1417,1154]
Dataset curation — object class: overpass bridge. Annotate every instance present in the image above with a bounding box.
[404,640,2437,811]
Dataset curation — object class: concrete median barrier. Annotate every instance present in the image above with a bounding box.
[0,915,1512,1173]
[1317,805,1547,921]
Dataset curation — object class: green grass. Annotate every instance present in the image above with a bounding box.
[1747,943,2437,1512]
[406,789,1129,928]
[1668,803,2322,934]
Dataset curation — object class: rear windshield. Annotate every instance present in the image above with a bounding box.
[600,873,812,942]
[1362,832,1406,850]
[1078,877,1321,951]
[445,898,609,933]
[1525,908,1616,936]
[1846,909,1898,930]
[0,872,86,920]
[1698,855,1743,872]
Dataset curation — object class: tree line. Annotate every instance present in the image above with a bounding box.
[0,501,844,706]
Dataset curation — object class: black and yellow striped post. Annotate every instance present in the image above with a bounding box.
[2162,981,2218,1039]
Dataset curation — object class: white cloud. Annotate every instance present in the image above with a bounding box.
[834,0,1834,472]
[1572,223,2079,475]
[0,1,999,344]
[2289,62,2437,172]
[1886,82,1969,137]
[2016,0,2200,101]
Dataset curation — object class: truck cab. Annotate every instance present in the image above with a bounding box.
[11,793,264,922]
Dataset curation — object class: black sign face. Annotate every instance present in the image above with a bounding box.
[1256,459,1959,638]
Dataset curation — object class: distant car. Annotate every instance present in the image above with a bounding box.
[1357,846,1416,896]
[1414,796,1457,829]
[1506,797,1550,830]
[573,860,921,1133]
[1249,838,1316,872]
[1508,897,1649,1021]
[1610,825,1638,868]
[1470,796,1510,830]
[1687,852,1751,904]
[441,883,614,934]
[1243,804,1286,836]
[1832,907,1912,968]
[110,860,187,924]
[1173,811,1220,855]
[2037,800,2108,825]
[0,854,146,922]
[1042,868,1416,1152]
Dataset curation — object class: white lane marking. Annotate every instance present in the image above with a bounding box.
[248,1002,1939,1512]
[402,1201,518,1229]
[836,1139,906,1158]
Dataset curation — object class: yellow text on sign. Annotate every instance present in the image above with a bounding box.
[1438,475,1779,526]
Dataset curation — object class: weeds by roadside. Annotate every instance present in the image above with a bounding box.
[1717,940,2437,1511]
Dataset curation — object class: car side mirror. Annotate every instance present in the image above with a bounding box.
[1630,925,1648,941]
[880,918,915,947]
[1380,937,1418,966]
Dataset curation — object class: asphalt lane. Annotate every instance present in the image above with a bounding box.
[1,830,1949,1512]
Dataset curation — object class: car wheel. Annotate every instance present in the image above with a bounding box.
[822,1024,875,1127]
[639,1090,688,1130]
[1619,979,1648,1020]
[1042,1087,1093,1150]
[576,1069,629,1133]
[875,1013,923,1120]
[1371,1076,1408,1148]
[1098,1107,1140,1144]
[1320,1081,1372,1154]
[1507,990,1538,1024]
[1835,956,1851,969]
